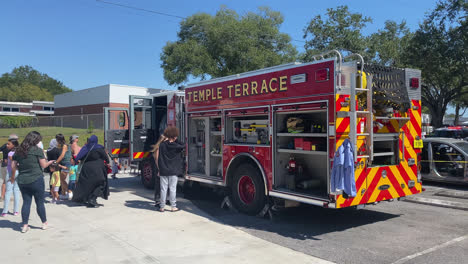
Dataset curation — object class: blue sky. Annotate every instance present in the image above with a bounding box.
[1,0,439,92]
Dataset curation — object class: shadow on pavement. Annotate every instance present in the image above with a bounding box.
[111,175,401,241]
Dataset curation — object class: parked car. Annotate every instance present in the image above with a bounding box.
[421,137,468,184]
[430,126,468,140]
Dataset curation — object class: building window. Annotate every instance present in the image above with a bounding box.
[1,107,20,112]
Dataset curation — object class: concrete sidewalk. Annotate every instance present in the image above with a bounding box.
[0,174,332,264]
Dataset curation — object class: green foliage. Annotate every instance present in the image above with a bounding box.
[403,0,467,127]
[0,116,34,128]
[0,127,104,148]
[0,65,72,102]
[302,6,372,60]
[161,6,297,85]
[368,20,413,67]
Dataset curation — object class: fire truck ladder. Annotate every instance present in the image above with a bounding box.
[347,54,374,164]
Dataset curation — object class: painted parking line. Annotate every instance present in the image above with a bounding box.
[391,234,468,264]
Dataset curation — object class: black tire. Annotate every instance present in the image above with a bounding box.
[140,157,156,189]
[230,163,266,215]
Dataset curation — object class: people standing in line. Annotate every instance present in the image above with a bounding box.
[55,134,72,199]
[72,135,110,208]
[154,126,184,212]
[0,134,18,202]
[11,131,55,233]
[1,138,20,217]
[69,135,81,160]
[49,164,61,204]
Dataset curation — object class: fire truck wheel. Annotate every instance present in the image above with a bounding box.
[230,164,266,215]
[140,158,156,189]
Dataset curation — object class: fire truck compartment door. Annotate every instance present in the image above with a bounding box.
[129,96,155,161]
[104,107,129,158]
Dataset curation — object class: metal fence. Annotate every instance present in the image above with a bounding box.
[32,114,104,129]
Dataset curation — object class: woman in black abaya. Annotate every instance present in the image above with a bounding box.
[72,135,109,207]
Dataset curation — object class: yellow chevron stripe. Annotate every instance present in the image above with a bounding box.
[389,166,414,196]
[112,149,119,155]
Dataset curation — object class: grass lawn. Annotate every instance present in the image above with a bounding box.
[0,127,104,147]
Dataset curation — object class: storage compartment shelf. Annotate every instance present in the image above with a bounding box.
[278,149,327,155]
[373,152,395,157]
[210,131,223,136]
[277,133,327,137]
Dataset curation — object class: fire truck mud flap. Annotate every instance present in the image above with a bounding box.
[140,157,156,189]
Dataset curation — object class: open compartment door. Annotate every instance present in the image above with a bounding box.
[104,107,129,158]
[129,95,155,161]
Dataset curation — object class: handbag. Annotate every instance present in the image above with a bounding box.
[76,145,94,180]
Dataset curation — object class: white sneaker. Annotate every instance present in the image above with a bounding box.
[68,192,73,200]
[21,225,30,233]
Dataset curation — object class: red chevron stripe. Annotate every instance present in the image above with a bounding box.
[360,167,382,204]
[336,96,346,111]
[339,167,369,208]
[386,168,406,197]
[397,165,418,194]
[336,117,350,134]
[376,189,393,201]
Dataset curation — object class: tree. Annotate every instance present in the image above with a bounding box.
[302,5,372,61]
[160,7,297,85]
[368,20,413,67]
[404,0,467,127]
[0,65,71,102]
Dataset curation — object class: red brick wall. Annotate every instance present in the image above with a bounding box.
[32,105,43,110]
[54,103,128,116]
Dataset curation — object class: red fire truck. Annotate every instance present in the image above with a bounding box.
[104,50,423,215]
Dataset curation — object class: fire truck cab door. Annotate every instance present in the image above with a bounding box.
[104,107,130,158]
[129,96,155,161]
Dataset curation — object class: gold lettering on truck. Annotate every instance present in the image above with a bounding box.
[235,84,241,97]
[242,83,249,96]
[251,81,258,95]
[188,75,289,102]
[269,77,278,92]
[260,79,268,94]
[279,76,288,91]
[217,87,223,99]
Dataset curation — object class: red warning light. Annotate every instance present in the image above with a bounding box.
[410,78,419,88]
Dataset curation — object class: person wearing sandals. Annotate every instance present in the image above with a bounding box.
[11,131,55,233]
[154,126,184,212]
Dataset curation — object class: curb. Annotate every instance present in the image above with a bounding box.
[404,196,468,211]
[435,190,468,200]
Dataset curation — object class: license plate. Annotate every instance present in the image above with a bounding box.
[414,139,423,148]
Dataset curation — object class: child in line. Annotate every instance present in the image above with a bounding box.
[111,158,119,179]
[68,158,78,197]
[50,164,61,204]
[1,138,20,217]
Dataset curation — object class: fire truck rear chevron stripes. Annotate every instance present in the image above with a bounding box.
[111,148,129,155]
[133,152,150,159]
[334,98,422,208]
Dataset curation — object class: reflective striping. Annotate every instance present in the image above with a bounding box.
[333,96,422,208]
[111,148,129,155]
[133,152,150,159]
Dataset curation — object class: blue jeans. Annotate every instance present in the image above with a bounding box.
[18,176,47,225]
[160,176,177,207]
[2,171,20,214]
